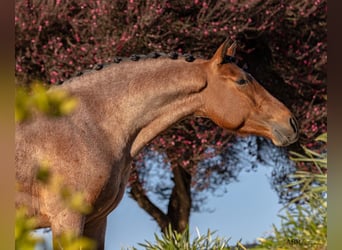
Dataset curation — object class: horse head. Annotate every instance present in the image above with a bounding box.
[197,39,299,146]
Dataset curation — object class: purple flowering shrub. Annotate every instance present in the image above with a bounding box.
[16,0,327,204]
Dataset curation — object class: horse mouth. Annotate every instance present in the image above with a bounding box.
[272,128,298,147]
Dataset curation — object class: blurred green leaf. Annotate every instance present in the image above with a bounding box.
[15,207,43,250]
[54,231,96,250]
[36,161,51,184]
[15,82,78,123]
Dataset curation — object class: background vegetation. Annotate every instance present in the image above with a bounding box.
[15,0,327,249]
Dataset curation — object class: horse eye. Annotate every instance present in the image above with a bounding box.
[237,79,248,85]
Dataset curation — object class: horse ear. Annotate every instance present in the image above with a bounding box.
[210,38,237,65]
[226,40,237,56]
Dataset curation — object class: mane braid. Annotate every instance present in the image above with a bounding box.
[59,51,199,85]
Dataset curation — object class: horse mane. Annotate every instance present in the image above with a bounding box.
[60,52,201,85]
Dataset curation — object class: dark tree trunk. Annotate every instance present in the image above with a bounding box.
[129,162,192,234]
[167,165,192,233]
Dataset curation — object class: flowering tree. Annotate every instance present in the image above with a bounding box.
[16,0,326,233]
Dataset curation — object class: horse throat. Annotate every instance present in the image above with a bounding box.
[127,60,207,157]
[130,92,203,157]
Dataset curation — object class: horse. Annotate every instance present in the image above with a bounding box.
[15,38,299,249]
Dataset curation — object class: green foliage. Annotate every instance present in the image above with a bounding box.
[16,206,96,250]
[15,81,78,123]
[15,214,96,250]
[15,207,43,250]
[134,224,247,250]
[58,186,93,215]
[35,160,51,184]
[15,164,95,249]
[15,85,95,250]
[35,163,93,215]
[52,231,96,250]
[257,133,327,250]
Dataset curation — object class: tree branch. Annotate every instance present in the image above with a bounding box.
[129,172,170,231]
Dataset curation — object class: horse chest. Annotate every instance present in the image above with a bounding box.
[88,158,132,221]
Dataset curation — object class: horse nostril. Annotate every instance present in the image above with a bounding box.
[289,117,298,134]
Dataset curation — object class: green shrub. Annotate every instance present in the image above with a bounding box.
[258,133,327,250]
[131,224,247,250]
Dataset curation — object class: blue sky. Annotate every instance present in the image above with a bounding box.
[105,165,284,249]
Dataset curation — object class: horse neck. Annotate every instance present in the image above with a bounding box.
[65,58,208,157]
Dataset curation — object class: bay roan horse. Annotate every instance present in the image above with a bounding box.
[16,39,299,249]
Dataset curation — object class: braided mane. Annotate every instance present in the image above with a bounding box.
[66,52,199,84]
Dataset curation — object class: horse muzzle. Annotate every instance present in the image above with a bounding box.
[271,116,299,147]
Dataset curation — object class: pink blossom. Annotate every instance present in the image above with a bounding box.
[16,64,22,72]
[50,71,58,76]
[182,160,190,166]
[50,78,57,84]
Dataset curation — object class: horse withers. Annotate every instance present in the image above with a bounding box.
[15,38,299,249]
